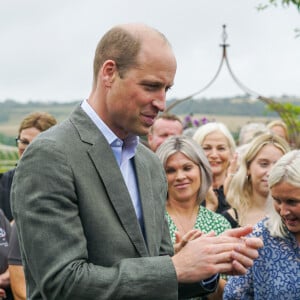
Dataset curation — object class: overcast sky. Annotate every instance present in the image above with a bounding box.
[0,0,299,103]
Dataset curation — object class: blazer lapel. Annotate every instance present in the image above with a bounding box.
[71,107,149,257]
[134,152,157,256]
[89,140,149,257]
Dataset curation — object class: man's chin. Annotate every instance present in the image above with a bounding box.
[132,127,150,137]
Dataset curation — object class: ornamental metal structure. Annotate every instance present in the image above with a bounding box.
[166,25,299,148]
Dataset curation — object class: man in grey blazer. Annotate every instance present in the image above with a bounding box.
[11,23,263,299]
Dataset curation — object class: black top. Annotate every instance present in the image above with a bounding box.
[8,222,22,266]
[213,185,231,214]
[0,168,15,221]
[0,209,13,300]
[222,208,239,228]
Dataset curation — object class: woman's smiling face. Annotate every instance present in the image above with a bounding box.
[201,130,231,178]
[165,152,201,203]
[272,181,300,242]
[248,144,284,198]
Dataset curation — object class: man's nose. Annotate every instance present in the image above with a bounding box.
[152,91,166,112]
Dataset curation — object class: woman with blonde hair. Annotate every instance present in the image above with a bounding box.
[266,119,289,142]
[157,135,236,299]
[193,122,236,214]
[224,150,300,299]
[156,135,231,248]
[223,132,290,228]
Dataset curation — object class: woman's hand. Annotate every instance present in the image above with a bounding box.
[224,152,239,195]
[206,187,219,212]
[0,268,10,288]
[174,229,203,253]
[0,287,7,298]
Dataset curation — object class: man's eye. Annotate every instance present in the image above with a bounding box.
[143,84,159,90]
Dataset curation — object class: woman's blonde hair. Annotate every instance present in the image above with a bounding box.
[156,135,212,203]
[193,122,236,155]
[267,150,300,237]
[267,119,289,142]
[226,133,290,224]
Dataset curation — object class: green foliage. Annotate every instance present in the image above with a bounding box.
[258,0,300,11]
[267,102,300,147]
[0,133,16,146]
[257,0,300,37]
[0,148,18,174]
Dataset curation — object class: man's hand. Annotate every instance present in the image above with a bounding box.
[220,226,263,275]
[174,229,203,254]
[171,226,263,283]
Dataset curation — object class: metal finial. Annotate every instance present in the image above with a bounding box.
[220,24,229,47]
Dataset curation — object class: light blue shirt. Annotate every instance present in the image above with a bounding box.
[81,100,145,234]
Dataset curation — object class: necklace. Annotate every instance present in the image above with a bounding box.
[170,205,198,235]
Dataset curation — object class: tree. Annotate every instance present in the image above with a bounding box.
[258,0,300,36]
[258,0,300,11]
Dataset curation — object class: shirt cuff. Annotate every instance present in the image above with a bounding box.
[201,273,220,291]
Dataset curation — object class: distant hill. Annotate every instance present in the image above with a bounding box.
[0,99,77,125]
[1,95,300,126]
[167,94,300,116]
[1,94,300,138]
[1,95,299,173]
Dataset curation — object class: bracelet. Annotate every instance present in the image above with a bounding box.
[228,173,236,177]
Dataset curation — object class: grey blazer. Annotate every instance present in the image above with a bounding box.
[11,105,213,299]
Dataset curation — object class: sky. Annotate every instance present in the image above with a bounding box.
[0,0,299,103]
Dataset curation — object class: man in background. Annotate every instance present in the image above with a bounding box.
[147,113,183,152]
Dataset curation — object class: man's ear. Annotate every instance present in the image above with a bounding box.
[101,60,117,87]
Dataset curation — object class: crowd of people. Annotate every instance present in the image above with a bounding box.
[0,23,298,299]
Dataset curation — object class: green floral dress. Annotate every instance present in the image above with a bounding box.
[166,206,232,300]
[166,206,232,244]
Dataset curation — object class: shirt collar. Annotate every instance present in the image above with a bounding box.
[81,99,139,156]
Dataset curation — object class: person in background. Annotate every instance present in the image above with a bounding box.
[238,122,267,147]
[224,150,300,299]
[0,209,13,300]
[156,135,231,249]
[148,115,218,211]
[182,127,197,138]
[223,133,290,228]
[157,135,232,299]
[266,119,289,143]
[4,112,57,300]
[0,112,57,221]
[147,113,183,152]
[11,23,263,300]
[193,122,236,214]
[235,122,268,161]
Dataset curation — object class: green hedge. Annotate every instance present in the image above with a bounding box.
[0,149,18,174]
